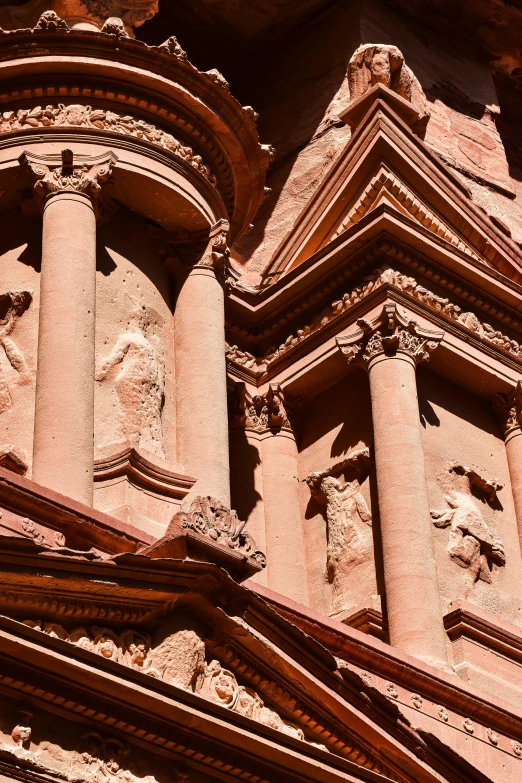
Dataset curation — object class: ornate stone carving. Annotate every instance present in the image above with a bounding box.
[305,448,372,614]
[101,16,129,37]
[492,381,522,438]
[225,342,258,370]
[34,10,69,31]
[168,496,266,568]
[7,105,216,186]
[230,382,295,433]
[20,148,116,203]
[157,36,187,60]
[347,43,430,133]
[96,305,165,457]
[337,302,444,368]
[431,463,505,584]
[0,290,32,414]
[84,0,158,28]
[205,68,230,92]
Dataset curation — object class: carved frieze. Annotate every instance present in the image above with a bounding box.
[96,306,166,457]
[0,290,32,414]
[348,43,430,133]
[230,382,295,433]
[20,148,116,202]
[306,449,372,614]
[82,0,159,28]
[431,463,505,584]
[6,105,216,186]
[337,302,444,369]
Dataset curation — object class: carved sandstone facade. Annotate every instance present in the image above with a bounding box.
[1,3,522,783]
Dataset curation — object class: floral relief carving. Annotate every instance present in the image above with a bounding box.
[0,290,32,414]
[20,148,116,201]
[231,382,295,433]
[337,302,444,368]
[22,619,318,746]
[431,463,505,584]
[305,448,372,615]
[96,305,166,457]
[492,380,522,438]
[227,264,522,375]
[83,0,159,28]
[6,104,216,186]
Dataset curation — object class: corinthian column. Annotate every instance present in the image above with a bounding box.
[174,220,231,507]
[231,382,309,602]
[337,303,449,669]
[493,382,522,554]
[20,149,116,506]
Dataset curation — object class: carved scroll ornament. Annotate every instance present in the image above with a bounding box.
[20,148,116,202]
[337,302,444,369]
[431,463,505,584]
[348,43,430,133]
[5,104,217,186]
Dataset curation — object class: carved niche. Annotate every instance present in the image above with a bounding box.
[347,43,430,134]
[21,615,317,747]
[305,448,373,614]
[0,290,32,414]
[96,305,166,457]
[431,463,506,585]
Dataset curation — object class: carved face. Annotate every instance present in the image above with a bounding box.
[370,52,392,86]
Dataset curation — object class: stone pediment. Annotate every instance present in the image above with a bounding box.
[263,84,522,288]
[0,536,500,783]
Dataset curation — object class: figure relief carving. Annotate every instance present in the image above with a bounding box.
[492,381,522,438]
[0,290,32,414]
[167,495,266,568]
[337,302,444,369]
[22,618,318,746]
[7,105,216,185]
[230,381,296,433]
[96,305,166,457]
[347,43,430,133]
[431,463,505,585]
[306,449,372,615]
[20,148,116,205]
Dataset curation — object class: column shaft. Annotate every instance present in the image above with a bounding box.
[368,353,448,667]
[505,428,522,553]
[175,266,230,506]
[32,192,97,505]
[262,430,309,604]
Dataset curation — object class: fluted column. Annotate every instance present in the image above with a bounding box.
[174,220,231,507]
[231,382,309,602]
[337,303,449,669]
[493,382,522,554]
[20,149,116,506]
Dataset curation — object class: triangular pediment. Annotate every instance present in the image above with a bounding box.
[263,85,522,288]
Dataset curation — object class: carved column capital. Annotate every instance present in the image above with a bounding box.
[231,382,297,434]
[19,149,117,207]
[152,219,230,276]
[336,302,444,370]
[492,381,522,439]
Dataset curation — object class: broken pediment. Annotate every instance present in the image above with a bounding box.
[263,79,522,289]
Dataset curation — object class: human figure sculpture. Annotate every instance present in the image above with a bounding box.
[96,306,165,456]
[0,290,32,413]
[347,43,430,134]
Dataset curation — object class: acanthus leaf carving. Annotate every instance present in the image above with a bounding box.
[19,148,116,203]
[337,302,444,368]
[83,0,159,29]
[5,104,216,186]
[492,380,522,438]
[230,382,296,433]
[305,448,373,614]
[33,10,69,31]
[347,43,430,135]
[431,463,505,584]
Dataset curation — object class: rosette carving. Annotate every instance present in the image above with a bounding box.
[337,302,444,369]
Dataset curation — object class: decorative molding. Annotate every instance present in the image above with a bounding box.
[431,463,505,584]
[337,302,444,368]
[1,589,153,624]
[0,290,32,413]
[347,44,430,135]
[19,148,116,202]
[227,261,522,377]
[305,449,373,615]
[230,382,295,433]
[6,105,216,186]
[331,166,479,261]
